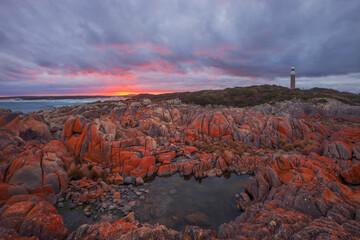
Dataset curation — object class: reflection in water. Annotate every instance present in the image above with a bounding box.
[57,202,124,233]
[56,203,95,233]
[135,173,249,231]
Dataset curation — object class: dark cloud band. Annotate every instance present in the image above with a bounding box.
[0,0,359,95]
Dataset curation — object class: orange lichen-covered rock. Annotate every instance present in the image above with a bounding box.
[5,152,43,191]
[1,99,360,238]
[178,162,194,176]
[156,151,176,163]
[43,140,72,165]
[130,156,156,178]
[223,150,236,165]
[4,117,51,142]
[278,120,292,138]
[275,155,294,171]
[216,156,228,171]
[62,117,86,139]
[186,146,198,153]
[114,174,124,185]
[73,117,85,133]
[341,162,360,185]
[278,170,294,183]
[0,195,68,240]
[0,183,28,203]
[0,200,36,229]
[3,141,69,194]
[157,164,178,176]
[66,218,181,240]
[112,166,121,173]
[323,187,341,203]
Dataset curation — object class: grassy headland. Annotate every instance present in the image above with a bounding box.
[135,85,360,107]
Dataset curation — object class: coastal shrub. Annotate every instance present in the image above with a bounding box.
[278,137,289,147]
[89,169,99,180]
[293,140,320,149]
[316,98,328,104]
[282,144,294,151]
[227,141,247,156]
[100,171,110,184]
[277,138,319,152]
[73,155,82,165]
[193,141,246,156]
[135,85,360,108]
[278,137,295,151]
[63,163,69,171]
[68,167,84,180]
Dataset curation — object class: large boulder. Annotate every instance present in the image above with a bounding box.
[0,183,28,204]
[341,162,360,185]
[5,152,43,191]
[0,195,68,240]
[66,218,180,240]
[4,141,69,194]
[4,117,51,142]
[0,108,21,128]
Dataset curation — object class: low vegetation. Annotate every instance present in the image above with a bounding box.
[68,167,85,180]
[135,85,360,107]
[278,137,320,152]
[192,141,251,156]
[88,169,99,180]
[73,155,82,165]
[100,171,110,184]
[88,169,109,183]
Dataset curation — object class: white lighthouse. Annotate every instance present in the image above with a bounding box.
[290,67,295,90]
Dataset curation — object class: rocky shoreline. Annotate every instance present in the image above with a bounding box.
[0,98,360,239]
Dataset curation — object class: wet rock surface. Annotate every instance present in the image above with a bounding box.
[0,98,359,239]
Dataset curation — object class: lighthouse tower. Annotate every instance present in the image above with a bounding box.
[290,67,295,90]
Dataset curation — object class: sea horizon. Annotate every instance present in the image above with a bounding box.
[0,96,126,113]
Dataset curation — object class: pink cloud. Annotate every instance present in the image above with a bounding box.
[137,58,184,75]
[43,66,137,80]
[194,43,238,60]
[96,42,171,55]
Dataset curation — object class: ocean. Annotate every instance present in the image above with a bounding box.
[0,97,125,114]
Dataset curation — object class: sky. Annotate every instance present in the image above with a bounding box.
[0,0,359,96]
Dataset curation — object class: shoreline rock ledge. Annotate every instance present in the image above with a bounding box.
[0,98,359,239]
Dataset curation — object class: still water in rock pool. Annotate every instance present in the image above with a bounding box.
[135,174,249,231]
[57,202,124,233]
[57,203,96,232]
[57,174,249,232]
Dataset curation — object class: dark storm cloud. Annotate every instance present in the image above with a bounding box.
[0,0,359,96]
